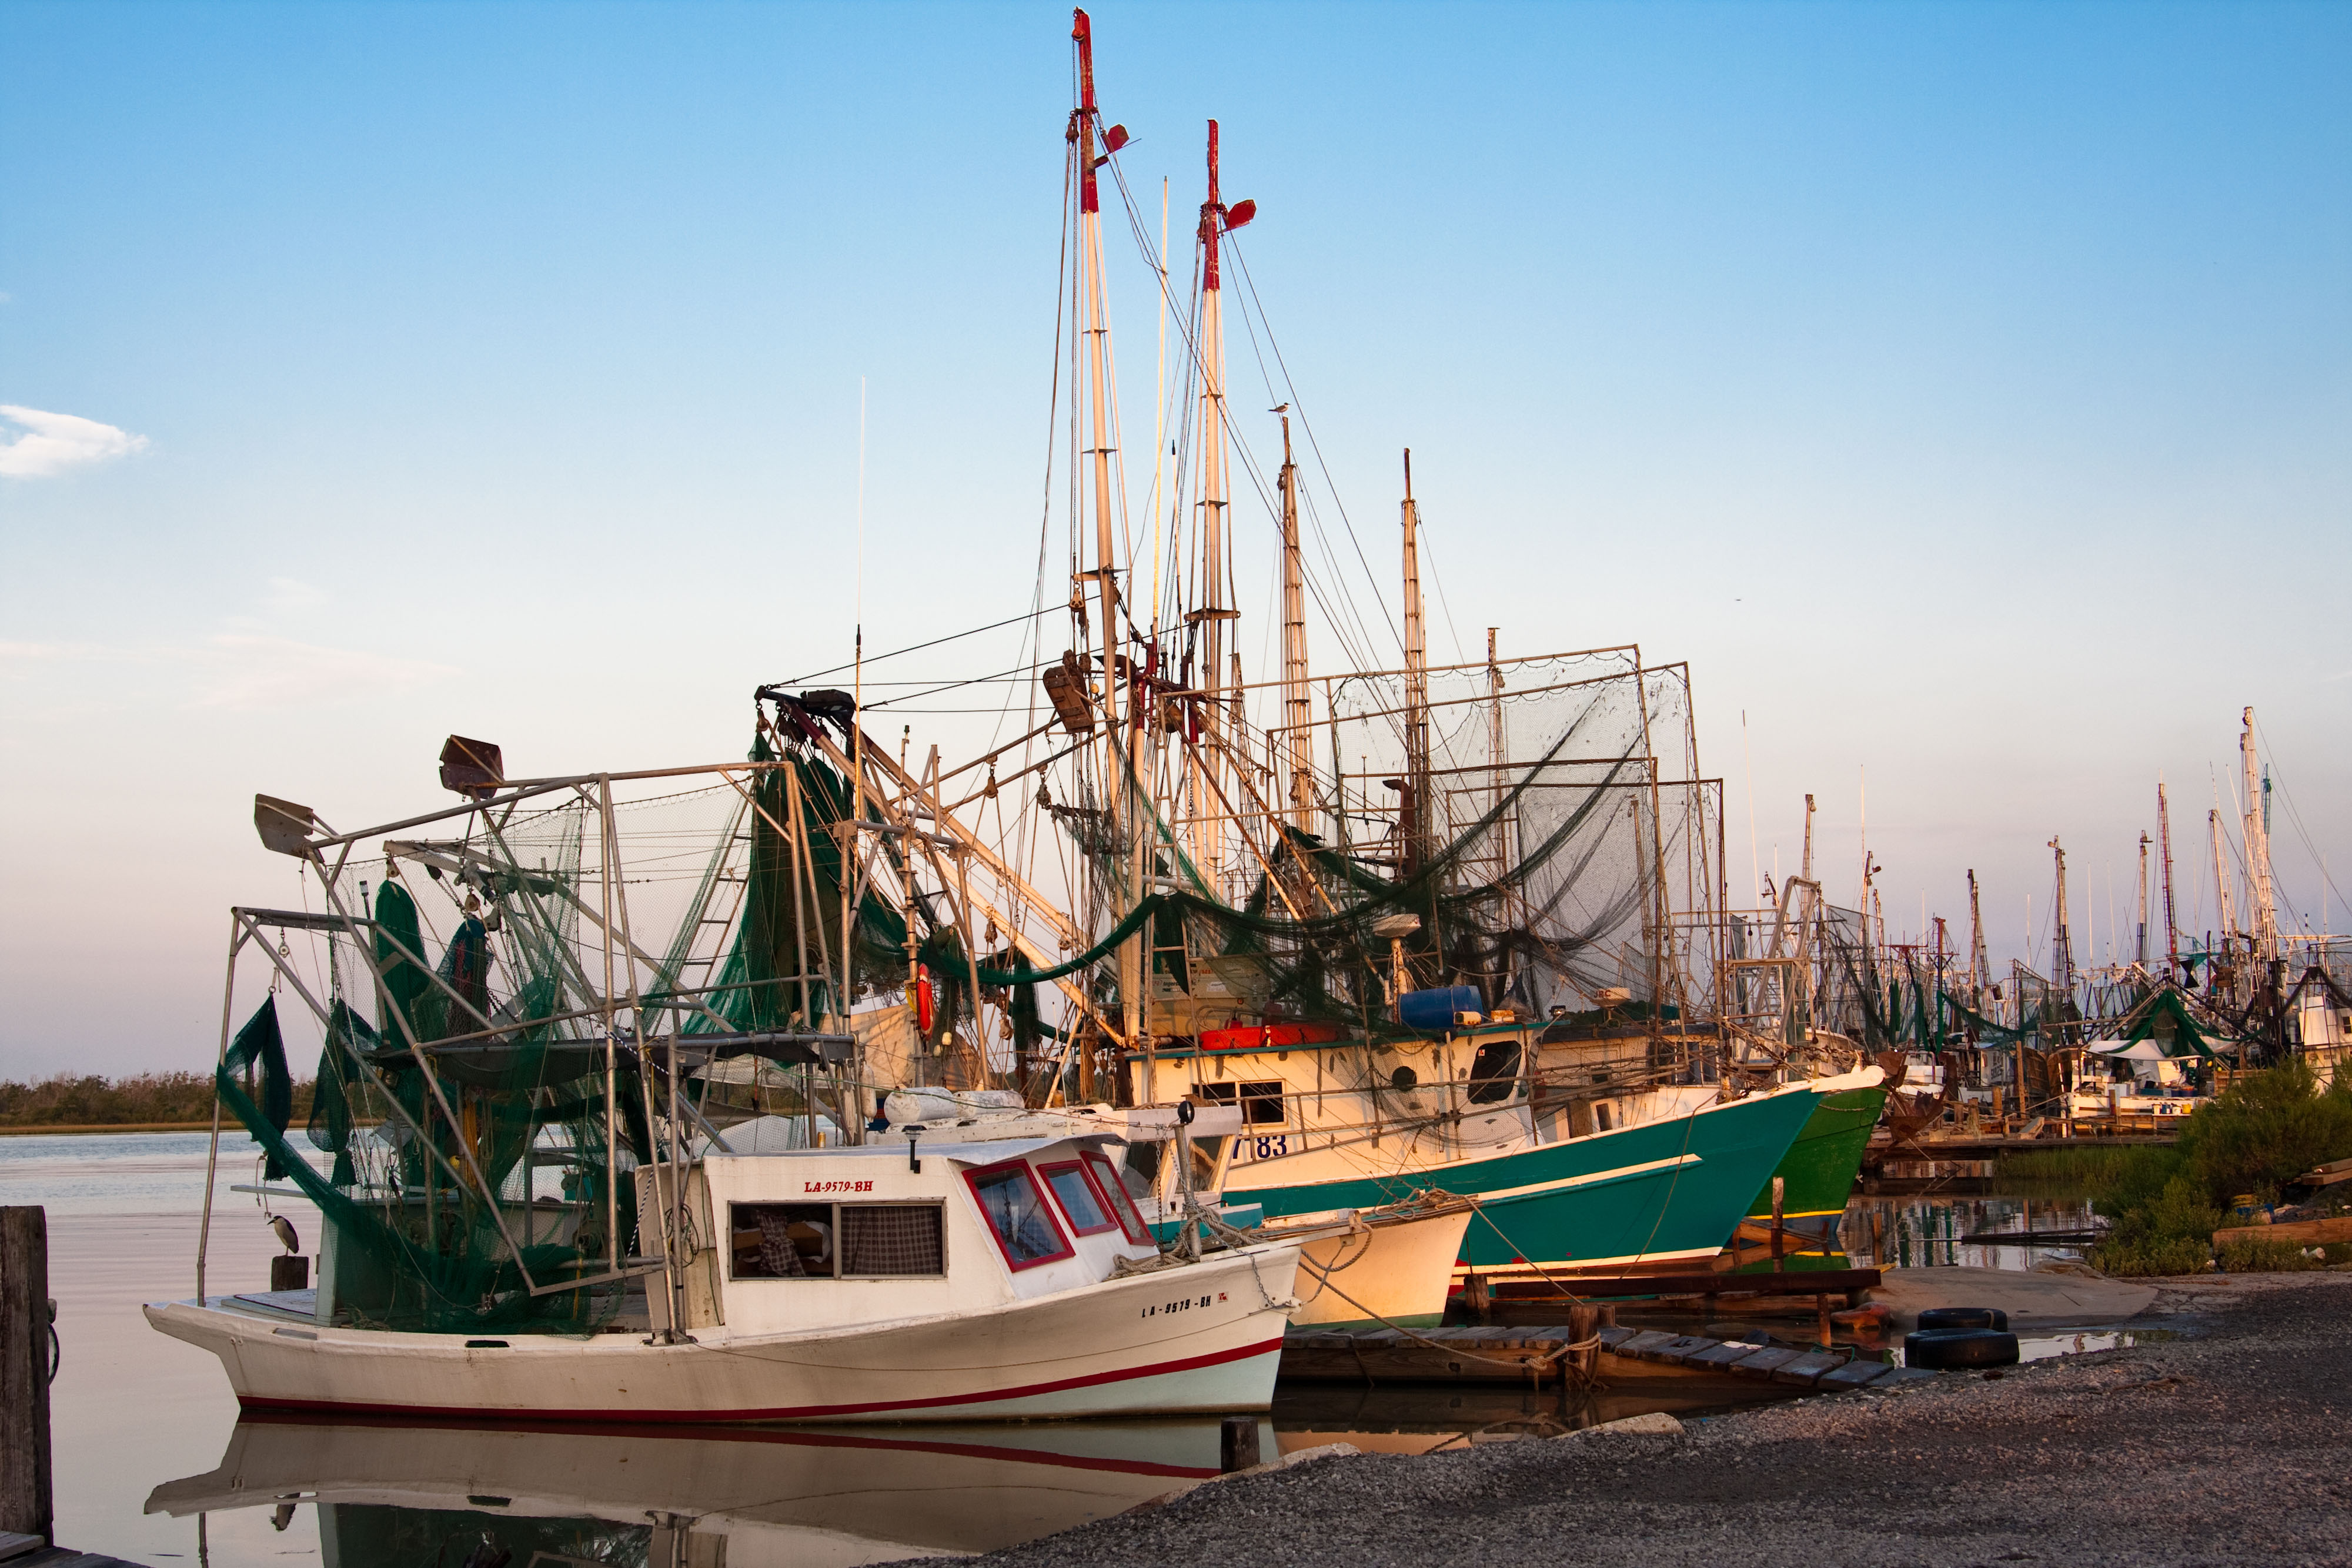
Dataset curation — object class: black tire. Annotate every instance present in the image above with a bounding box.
[1905,1328,2020,1369]
[1917,1306,2009,1331]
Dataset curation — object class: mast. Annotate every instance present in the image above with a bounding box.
[2135,831,2150,969]
[1276,409,1313,835]
[1800,792,1815,885]
[1070,9,1138,1065]
[1188,118,1242,891]
[2049,837,2073,1042]
[2241,707,2279,968]
[1967,868,1989,1005]
[2157,779,2180,981]
[2210,807,2237,983]
[1399,450,1431,878]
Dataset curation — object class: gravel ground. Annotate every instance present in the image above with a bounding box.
[956,1274,2352,1568]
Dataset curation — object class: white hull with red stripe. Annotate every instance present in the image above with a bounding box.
[145,1245,1293,1422]
[148,1133,1300,1424]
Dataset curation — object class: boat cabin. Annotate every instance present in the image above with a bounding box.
[640,1134,1161,1337]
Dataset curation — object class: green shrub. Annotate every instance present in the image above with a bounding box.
[2214,1236,2323,1273]
[2081,1063,2352,1276]
[2179,1059,2352,1205]
[2090,1233,2213,1277]
[2004,1143,2179,1202]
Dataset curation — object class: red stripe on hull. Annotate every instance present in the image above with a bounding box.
[236,1335,1285,1425]
[238,1409,1222,1478]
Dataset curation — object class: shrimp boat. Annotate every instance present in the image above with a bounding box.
[146,750,1299,1422]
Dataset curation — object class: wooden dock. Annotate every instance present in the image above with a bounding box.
[1468,1265,1882,1323]
[1279,1322,1938,1393]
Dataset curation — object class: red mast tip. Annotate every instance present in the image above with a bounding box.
[1073,10,1097,113]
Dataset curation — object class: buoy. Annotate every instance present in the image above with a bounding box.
[1830,1302,1891,1329]
[1916,1306,2009,1331]
[1904,1327,2020,1369]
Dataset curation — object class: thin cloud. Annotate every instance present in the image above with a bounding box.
[0,634,456,711]
[0,404,148,478]
[188,634,457,711]
[265,577,329,612]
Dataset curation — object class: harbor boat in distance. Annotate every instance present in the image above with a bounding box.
[149,1129,1301,1423]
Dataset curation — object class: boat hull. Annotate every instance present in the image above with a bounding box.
[144,1244,1298,1425]
[1221,1082,1823,1276]
[1282,1204,1475,1330]
[1745,1084,1887,1221]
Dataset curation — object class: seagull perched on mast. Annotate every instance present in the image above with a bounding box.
[268,1215,300,1255]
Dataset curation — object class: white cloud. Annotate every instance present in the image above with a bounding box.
[0,404,149,478]
[187,634,457,711]
[265,577,329,612]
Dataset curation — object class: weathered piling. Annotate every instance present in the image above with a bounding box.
[2,1205,54,1550]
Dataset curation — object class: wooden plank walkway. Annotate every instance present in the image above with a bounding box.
[1278,1321,1937,1393]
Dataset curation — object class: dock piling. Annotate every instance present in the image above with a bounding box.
[1220,1415,1261,1472]
[2,1206,54,1549]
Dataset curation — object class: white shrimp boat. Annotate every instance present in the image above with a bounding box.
[148,1132,1299,1423]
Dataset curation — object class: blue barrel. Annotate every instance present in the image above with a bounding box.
[1398,985,1484,1031]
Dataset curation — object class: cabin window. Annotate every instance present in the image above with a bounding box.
[839,1204,946,1276]
[1466,1038,1522,1105]
[1197,1080,1286,1126]
[1084,1149,1155,1245]
[730,1201,944,1279]
[730,1203,834,1278]
[1039,1161,1118,1235]
[966,1161,1075,1271]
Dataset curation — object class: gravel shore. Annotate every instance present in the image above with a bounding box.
[961,1273,2352,1568]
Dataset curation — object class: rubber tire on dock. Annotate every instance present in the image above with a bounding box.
[1904,1328,2020,1369]
[1916,1306,2009,1331]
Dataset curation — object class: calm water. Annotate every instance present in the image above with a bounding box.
[1839,1193,2103,1272]
[20,1134,2128,1566]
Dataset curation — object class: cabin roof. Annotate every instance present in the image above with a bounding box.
[706,1134,1114,1165]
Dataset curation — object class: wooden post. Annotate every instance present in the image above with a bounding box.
[2,1206,54,1547]
[1770,1175,1786,1271]
[1219,1415,1261,1473]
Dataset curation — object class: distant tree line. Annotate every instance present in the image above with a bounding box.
[0,1072,316,1128]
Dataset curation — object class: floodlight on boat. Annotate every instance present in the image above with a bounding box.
[1370,913,1421,938]
[254,794,319,858]
[438,735,505,800]
[1225,199,1256,230]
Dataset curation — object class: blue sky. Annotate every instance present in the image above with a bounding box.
[4,1,2347,1075]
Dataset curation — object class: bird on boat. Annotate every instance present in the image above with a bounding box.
[268,1215,300,1255]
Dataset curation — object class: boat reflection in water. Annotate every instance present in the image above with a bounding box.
[148,1413,1246,1564]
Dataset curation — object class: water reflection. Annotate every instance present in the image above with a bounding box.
[151,1415,1234,1564]
[152,1376,1816,1563]
[1840,1194,2102,1272]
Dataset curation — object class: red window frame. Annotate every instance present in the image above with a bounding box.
[962,1159,1076,1272]
[1038,1159,1120,1237]
[1082,1149,1155,1246]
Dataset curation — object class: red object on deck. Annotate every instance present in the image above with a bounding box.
[1198,1021,1344,1052]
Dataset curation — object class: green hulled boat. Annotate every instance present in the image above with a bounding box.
[1746,1082,1886,1219]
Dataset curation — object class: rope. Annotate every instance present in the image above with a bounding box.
[1247,1201,1601,1378]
